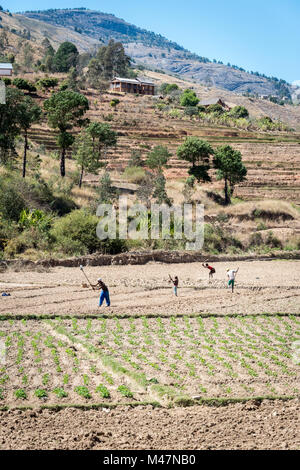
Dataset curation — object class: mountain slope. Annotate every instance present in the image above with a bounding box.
[20,8,292,98]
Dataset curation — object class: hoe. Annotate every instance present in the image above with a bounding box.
[79,265,95,290]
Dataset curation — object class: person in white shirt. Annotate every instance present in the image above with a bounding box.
[227,267,239,293]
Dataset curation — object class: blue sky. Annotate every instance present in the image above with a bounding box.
[4,0,299,83]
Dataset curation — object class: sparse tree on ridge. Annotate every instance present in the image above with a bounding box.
[177,136,213,183]
[44,90,89,177]
[213,144,247,204]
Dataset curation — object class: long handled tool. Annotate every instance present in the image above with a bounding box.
[79,265,95,290]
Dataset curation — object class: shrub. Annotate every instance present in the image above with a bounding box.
[50,209,102,255]
[12,78,36,92]
[0,179,26,221]
[36,77,58,90]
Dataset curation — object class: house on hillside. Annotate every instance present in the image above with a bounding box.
[200,97,231,110]
[110,77,155,95]
[0,63,13,77]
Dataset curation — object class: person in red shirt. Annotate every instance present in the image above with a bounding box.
[202,263,216,282]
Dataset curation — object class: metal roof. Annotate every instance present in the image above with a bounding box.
[0,63,13,69]
[112,76,155,86]
[112,77,140,84]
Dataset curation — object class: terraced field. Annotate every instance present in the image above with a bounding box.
[28,90,300,204]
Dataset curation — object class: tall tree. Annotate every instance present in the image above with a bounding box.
[213,145,247,204]
[176,137,213,182]
[44,90,89,177]
[86,122,117,161]
[0,87,23,165]
[18,96,41,178]
[73,130,106,188]
[87,40,131,85]
[53,42,79,73]
[146,145,171,173]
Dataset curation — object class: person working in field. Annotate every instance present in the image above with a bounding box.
[202,263,216,282]
[92,278,111,307]
[227,268,239,293]
[169,274,179,297]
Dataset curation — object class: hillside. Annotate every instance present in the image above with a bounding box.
[18,8,294,98]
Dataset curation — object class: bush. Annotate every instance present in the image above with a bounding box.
[36,77,58,90]
[229,106,249,119]
[50,209,102,255]
[12,78,36,92]
[0,179,26,221]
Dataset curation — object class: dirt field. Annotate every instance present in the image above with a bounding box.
[0,260,299,316]
[1,400,299,450]
[0,259,299,450]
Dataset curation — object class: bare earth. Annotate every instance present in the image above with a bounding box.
[0,259,299,450]
[0,260,299,316]
[0,400,299,450]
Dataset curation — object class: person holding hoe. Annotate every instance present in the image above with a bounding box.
[169,274,179,297]
[227,267,239,293]
[92,278,111,307]
[202,262,216,282]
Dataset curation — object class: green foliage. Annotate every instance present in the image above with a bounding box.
[180,89,199,107]
[146,145,171,173]
[0,178,26,221]
[152,173,173,206]
[182,175,196,203]
[12,78,36,92]
[50,209,102,255]
[0,86,24,164]
[86,122,117,159]
[213,145,247,205]
[18,209,53,232]
[35,77,58,90]
[87,39,131,85]
[53,41,79,73]
[53,387,68,398]
[160,83,179,95]
[44,90,89,177]
[74,385,91,399]
[15,388,27,399]
[35,388,48,398]
[229,106,249,119]
[206,103,225,115]
[96,384,110,398]
[97,172,119,204]
[73,129,107,188]
[177,137,213,183]
[117,385,133,398]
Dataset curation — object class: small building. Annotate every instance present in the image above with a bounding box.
[110,77,155,95]
[0,63,13,77]
[200,97,231,110]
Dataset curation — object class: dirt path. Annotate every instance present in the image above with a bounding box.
[0,400,299,450]
[0,260,299,316]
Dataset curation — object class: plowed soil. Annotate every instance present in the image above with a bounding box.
[0,400,299,450]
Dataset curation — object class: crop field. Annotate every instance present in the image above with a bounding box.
[1,314,299,408]
[0,260,299,449]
